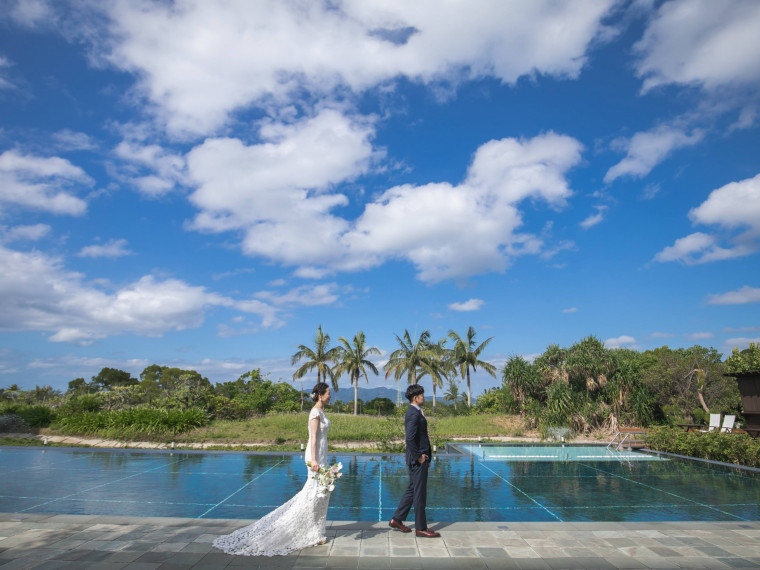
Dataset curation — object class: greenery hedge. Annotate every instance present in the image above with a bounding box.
[52,408,209,439]
[646,427,760,468]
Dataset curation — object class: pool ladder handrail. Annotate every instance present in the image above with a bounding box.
[606,430,647,451]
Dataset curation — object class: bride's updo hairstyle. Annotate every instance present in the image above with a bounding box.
[310,382,329,402]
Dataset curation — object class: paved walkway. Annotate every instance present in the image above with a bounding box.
[1,513,759,569]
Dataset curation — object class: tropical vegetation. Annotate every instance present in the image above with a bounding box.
[1,329,756,461]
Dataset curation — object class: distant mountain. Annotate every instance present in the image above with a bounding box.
[332,385,401,404]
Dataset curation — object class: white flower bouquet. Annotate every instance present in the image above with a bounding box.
[307,461,343,498]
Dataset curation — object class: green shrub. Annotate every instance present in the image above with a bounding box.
[646,426,760,468]
[0,404,56,428]
[53,407,209,438]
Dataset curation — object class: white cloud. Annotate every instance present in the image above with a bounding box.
[685,331,714,340]
[725,337,760,350]
[53,130,96,151]
[604,335,636,348]
[448,299,485,312]
[689,172,760,233]
[187,109,375,268]
[189,128,582,283]
[78,238,134,259]
[604,125,704,183]
[562,307,578,313]
[255,284,341,307]
[655,173,760,264]
[346,132,583,282]
[0,55,13,90]
[706,285,760,305]
[579,205,607,229]
[114,139,187,197]
[6,0,55,29]
[0,243,292,343]
[0,150,92,215]
[634,0,760,92]
[95,0,615,136]
[1,224,51,242]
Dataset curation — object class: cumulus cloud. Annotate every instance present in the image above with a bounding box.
[91,0,615,136]
[0,243,296,343]
[562,307,578,313]
[579,205,607,229]
[604,125,704,183]
[654,173,760,264]
[187,127,582,282]
[604,335,636,348]
[0,150,92,215]
[114,138,187,197]
[1,224,51,242]
[634,0,760,92]
[78,238,134,259]
[346,132,583,281]
[706,285,760,305]
[448,299,485,312]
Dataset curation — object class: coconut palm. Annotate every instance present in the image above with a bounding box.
[291,325,341,390]
[334,331,381,415]
[417,337,452,410]
[384,329,436,386]
[448,326,497,407]
[444,379,461,410]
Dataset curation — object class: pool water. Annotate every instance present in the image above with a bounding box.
[1,446,759,522]
[455,444,665,462]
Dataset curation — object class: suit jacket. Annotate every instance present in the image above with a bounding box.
[404,405,431,467]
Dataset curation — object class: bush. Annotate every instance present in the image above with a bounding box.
[0,414,29,432]
[646,426,760,468]
[0,404,56,427]
[53,407,209,438]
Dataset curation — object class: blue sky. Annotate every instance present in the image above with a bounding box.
[1,0,759,398]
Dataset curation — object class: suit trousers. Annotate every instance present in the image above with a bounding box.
[392,460,429,530]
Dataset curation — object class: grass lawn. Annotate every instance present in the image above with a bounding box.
[174,412,529,444]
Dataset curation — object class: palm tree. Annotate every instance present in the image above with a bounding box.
[448,326,497,407]
[334,331,381,415]
[443,378,461,410]
[384,329,435,386]
[291,325,341,391]
[417,337,452,410]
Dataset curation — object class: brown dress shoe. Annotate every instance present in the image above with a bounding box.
[389,518,411,533]
[415,528,441,538]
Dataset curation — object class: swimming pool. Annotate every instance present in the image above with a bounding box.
[1,446,759,522]
[454,443,665,462]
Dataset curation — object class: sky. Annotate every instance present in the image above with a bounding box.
[1,0,759,399]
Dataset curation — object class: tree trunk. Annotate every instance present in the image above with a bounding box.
[354,374,358,416]
[432,382,437,410]
[466,368,472,407]
[697,388,709,414]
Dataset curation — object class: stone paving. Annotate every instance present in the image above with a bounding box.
[1,513,759,569]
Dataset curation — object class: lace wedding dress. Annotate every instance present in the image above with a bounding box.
[212,407,331,556]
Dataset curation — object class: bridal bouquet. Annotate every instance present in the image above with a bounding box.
[307,461,343,498]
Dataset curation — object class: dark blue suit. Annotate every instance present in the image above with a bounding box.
[393,405,432,529]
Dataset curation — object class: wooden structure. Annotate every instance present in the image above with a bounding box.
[730,371,760,429]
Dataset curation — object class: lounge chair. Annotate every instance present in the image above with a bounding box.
[700,413,721,432]
[721,415,736,433]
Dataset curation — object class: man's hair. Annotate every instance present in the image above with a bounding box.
[405,384,424,401]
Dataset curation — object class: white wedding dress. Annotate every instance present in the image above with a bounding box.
[212,407,331,556]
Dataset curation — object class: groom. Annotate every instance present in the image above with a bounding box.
[389,384,441,538]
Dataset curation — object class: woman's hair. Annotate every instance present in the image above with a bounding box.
[405,384,424,401]
[310,382,330,402]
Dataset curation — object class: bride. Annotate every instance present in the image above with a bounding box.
[212,382,333,556]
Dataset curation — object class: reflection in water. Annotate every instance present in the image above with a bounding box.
[1,447,759,522]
